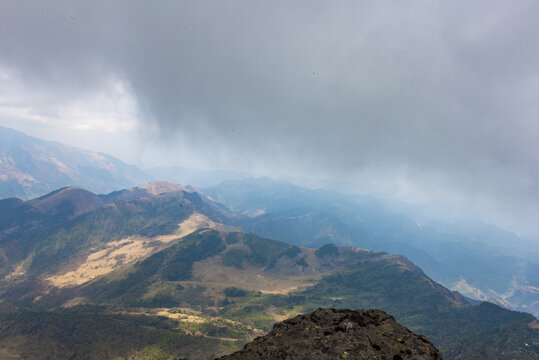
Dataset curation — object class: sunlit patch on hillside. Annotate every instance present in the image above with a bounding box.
[46,213,236,287]
[155,212,237,243]
[46,238,154,287]
[114,307,264,342]
[450,278,488,301]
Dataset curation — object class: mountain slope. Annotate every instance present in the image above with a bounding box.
[0,126,149,199]
[21,229,537,359]
[147,165,248,188]
[204,177,346,216]
[0,182,238,292]
[0,307,234,360]
[211,178,539,316]
[243,202,539,315]
[0,182,536,359]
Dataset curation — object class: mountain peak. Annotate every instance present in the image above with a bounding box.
[218,308,442,359]
[104,181,195,202]
[136,181,192,195]
[28,187,105,217]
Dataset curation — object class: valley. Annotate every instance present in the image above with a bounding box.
[208,178,539,317]
[0,182,536,359]
[45,212,234,288]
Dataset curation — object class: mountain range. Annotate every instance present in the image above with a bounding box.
[0,126,249,200]
[0,127,537,359]
[0,182,537,359]
[0,126,150,199]
[205,178,539,317]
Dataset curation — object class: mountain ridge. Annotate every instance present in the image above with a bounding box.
[0,183,536,359]
[0,125,149,199]
[0,181,239,284]
[210,178,539,317]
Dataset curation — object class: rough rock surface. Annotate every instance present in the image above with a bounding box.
[217,308,442,360]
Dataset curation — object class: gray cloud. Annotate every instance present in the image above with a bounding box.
[1,1,538,233]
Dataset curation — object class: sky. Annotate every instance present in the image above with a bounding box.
[0,1,538,234]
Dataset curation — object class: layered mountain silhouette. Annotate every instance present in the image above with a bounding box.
[207,178,539,316]
[0,125,149,199]
[0,130,537,359]
[0,183,537,359]
[2,127,536,317]
[0,126,248,200]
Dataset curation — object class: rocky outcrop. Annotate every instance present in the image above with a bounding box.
[218,308,442,360]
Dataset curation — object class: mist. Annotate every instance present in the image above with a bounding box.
[1,1,538,234]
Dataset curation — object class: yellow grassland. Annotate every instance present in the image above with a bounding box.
[46,213,236,287]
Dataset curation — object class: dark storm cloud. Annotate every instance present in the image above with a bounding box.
[1,1,538,231]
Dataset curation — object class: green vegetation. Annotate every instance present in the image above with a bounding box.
[87,230,226,306]
[242,232,294,266]
[224,287,247,298]
[450,318,539,359]
[291,266,537,355]
[222,249,248,269]
[67,229,536,359]
[315,243,339,258]
[0,308,239,359]
[1,193,536,360]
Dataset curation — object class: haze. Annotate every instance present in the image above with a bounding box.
[1,1,538,234]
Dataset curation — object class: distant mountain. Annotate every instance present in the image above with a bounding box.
[0,126,149,199]
[209,178,539,317]
[204,177,348,216]
[147,165,249,188]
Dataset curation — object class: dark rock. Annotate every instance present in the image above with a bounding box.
[217,308,442,360]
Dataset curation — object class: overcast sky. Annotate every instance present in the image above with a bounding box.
[1,1,538,234]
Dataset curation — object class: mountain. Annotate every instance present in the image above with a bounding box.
[1,125,536,317]
[147,165,249,189]
[0,183,243,359]
[0,181,238,285]
[208,178,539,317]
[0,126,149,199]
[204,177,347,216]
[3,225,535,359]
[218,308,442,360]
[0,182,536,359]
